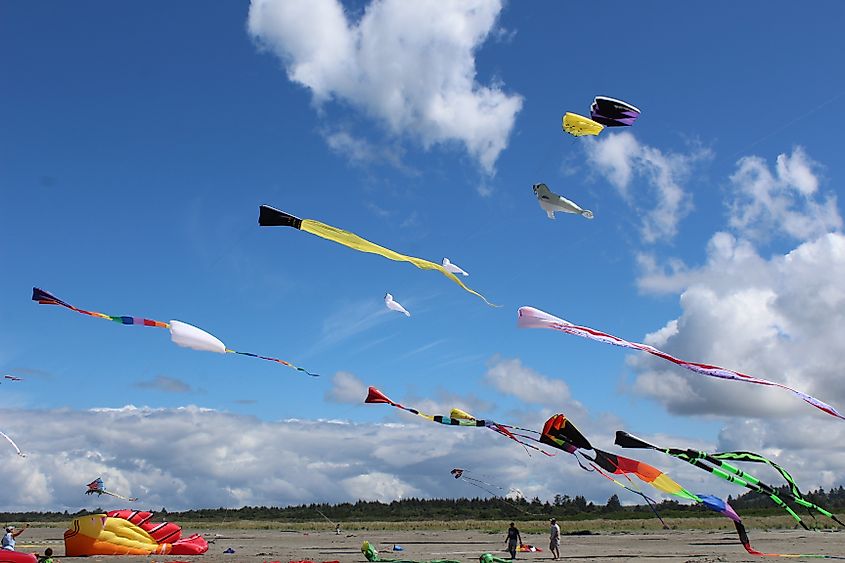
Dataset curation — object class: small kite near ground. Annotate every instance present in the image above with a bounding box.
[517,305,845,420]
[32,287,319,376]
[533,183,593,220]
[85,478,138,502]
[384,293,411,317]
[258,205,496,307]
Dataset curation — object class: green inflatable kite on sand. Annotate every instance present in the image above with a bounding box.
[361,541,460,563]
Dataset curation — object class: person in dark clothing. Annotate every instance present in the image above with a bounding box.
[505,522,522,560]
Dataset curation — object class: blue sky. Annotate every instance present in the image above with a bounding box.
[1,1,844,511]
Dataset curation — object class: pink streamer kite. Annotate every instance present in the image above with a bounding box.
[517,306,844,421]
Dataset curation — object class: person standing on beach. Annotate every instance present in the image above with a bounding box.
[1,524,28,551]
[505,522,522,560]
[549,518,561,560]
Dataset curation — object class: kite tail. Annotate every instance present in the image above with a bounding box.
[734,521,843,558]
[299,219,499,307]
[585,458,669,529]
[517,306,845,421]
[315,508,337,527]
[225,349,319,377]
[32,287,169,328]
[490,424,555,457]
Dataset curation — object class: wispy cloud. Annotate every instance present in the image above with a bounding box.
[584,132,712,243]
[729,146,842,242]
[396,339,447,361]
[322,128,418,175]
[304,297,394,356]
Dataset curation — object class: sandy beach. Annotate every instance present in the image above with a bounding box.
[14,525,845,563]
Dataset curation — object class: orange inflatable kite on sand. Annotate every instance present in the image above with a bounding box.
[64,510,208,556]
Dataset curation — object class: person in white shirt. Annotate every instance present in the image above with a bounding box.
[2,524,28,551]
[549,518,561,560]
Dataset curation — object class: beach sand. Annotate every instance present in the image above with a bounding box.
[14,525,845,562]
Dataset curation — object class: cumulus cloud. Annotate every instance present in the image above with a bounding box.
[483,356,580,410]
[629,146,844,423]
[729,147,842,241]
[248,0,522,174]
[325,371,367,404]
[584,132,711,242]
[1,400,842,511]
[630,232,845,419]
[0,404,637,511]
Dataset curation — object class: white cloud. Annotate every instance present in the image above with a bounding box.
[483,356,581,411]
[323,128,416,174]
[248,0,523,174]
[632,147,843,420]
[729,147,842,241]
[324,371,367,404]
[584,132,711,243]
[0,401,842,512]
[341,471,420,502]
[630,230,845,420]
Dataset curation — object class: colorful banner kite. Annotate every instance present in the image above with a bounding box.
[517,306,844,420]
[32,288,318,376]
[365,387,553,456]
[615,431,845,529]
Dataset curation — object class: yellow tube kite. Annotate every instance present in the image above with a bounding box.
[562,112,604,137]
[259,205,497,306]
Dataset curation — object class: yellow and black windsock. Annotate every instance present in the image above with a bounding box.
[259,205,498,306]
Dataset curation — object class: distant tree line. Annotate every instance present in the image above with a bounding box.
[2,486,844,523]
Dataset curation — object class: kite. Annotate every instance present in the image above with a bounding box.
[64,511,207,556]
[85,478,138,502]
[562,112,604,137]
[32,287,319,376]
[365,387,554,456]
[450,468,523,501]
[478,555,511,563]
[540,413,686,529]
[614,431,845,529]
[258,205,496,306]
[441,258,469,277]
[590,96,641,128]
[541,415,839,557]
[3,375,23,381]
[517,306,845,420]
[532,183,594,220]
[361,541,459,563]
[0,431,25,458]
[384,293,411,317]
